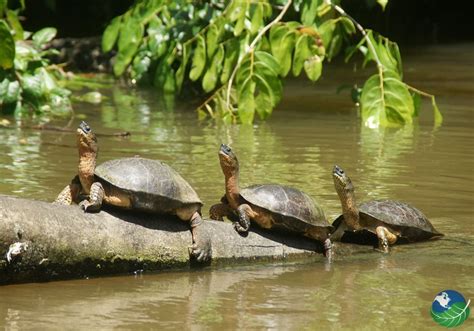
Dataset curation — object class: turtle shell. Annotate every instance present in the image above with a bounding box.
[95,157,202,211]
[333,200,442,241]
[240,184,330,231]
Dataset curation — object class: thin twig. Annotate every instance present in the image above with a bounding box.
[326,0,382,68]
[226,0,293,109]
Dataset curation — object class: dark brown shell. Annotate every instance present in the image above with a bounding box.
[95,157,202,211]
[333,200,442,241]
[240,184,330,230]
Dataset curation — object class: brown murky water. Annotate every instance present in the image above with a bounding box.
[1,44,473,329]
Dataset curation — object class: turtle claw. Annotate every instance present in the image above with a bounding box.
[79,200,99,213]
[190,244,211,263]
[190,224,212,263]
[233,221,249,233]
[378,238,390,253]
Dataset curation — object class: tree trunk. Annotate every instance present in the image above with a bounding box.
[0,194,370,285]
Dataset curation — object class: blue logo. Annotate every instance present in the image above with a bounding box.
[431,290,470,328]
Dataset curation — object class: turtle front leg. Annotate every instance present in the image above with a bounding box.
[375,226,398,253]
[54,175,81,205]
[235,204,256,233]
[79,182,104,213]
[188,211,212,262]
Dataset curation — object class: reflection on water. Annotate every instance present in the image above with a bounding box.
[0,44,473,329]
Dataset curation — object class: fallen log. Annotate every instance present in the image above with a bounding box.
[0,194,371,285]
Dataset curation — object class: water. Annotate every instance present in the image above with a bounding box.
[1,44,473,329]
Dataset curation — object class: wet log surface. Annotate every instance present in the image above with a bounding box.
[0,194,371,285]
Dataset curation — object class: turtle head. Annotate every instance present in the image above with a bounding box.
[219,144,239,176]
[332,165,354,196]
[77,121,98,154]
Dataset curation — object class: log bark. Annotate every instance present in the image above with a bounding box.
[0,194,371,285]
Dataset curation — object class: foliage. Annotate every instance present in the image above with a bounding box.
[0,2,71,115]
[103,0,441,127]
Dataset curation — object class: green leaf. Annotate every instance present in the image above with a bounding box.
[102,16,122,52]
[206,24,219,58]
[254,51,281,78]
[412,91,421,117]
[154,59,175,93]
[360,69,414,127]
[0,20,15,69]
[6,10,24,40]
[377,0,388,10]
[301,0,320,26]
[431,302,470,328]
[21,74,44,100]
[304,55,322,81]
[202,44,224,92]
[431,96,443,126]
[32,27,57,48]
[221,39,239,84]
[0,0,6,14]
[339,17,356,35]
[189,35,206,81]
[175,43,191,92]
[114,18,143,76]
[293,34,312,76]
[0,79,19,104]
[270,25,295,76]
[250,3,263,34]
[237,78,256,124]
[318,19,336,50]
[233,2,248,36]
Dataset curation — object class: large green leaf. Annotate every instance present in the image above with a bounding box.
[360,69,414,127]
[6,10,24,40]
[0,20,15,69]
[304,55,322,81]
[270,25,295,76]
[189,35,206,81]
[238,78,256,124]
[102,16,122,52]
[206,24,220,58]
[175,43,191,92]
[32,27,57,48]
[202,44,224,92]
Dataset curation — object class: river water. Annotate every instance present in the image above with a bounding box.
[0,44,473,329]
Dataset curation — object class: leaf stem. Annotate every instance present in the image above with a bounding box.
[226,0,292,109]
[405,83,435,98]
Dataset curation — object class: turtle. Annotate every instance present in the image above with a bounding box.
[331,165,443,252]
[209,144,333,259]
[55,121,211,262]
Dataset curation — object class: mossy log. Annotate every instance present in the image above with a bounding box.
[0,195,370,285]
